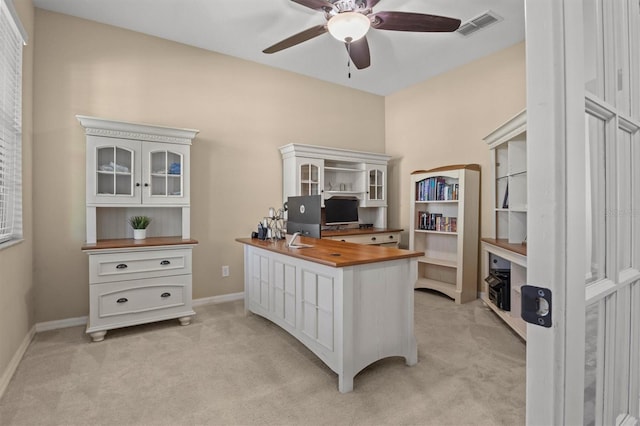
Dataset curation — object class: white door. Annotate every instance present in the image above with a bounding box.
[525,0,640,424]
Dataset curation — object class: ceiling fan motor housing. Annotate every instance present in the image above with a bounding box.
[325,0,369,18]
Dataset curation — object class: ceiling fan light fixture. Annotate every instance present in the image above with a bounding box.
[327,12,371,42]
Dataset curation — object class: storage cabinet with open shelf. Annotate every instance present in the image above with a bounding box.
[481,109,528,340]
[409,164,480,304]
[77,115,199,342]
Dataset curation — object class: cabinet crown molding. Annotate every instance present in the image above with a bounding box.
[76,115,199,145]
[279,143,391,164]
[483,109,526,149]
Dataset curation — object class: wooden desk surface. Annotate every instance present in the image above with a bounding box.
[481,238,527,256]
[236,236,422,268]
[321,227,402,237]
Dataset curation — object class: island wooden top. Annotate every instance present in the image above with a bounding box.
[236,236,423,268]
[321,227,402,238]
[82,236,198,251]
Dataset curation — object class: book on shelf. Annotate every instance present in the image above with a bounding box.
[417,211,456,232]
[415,177,459,202]
[502,183,509,209]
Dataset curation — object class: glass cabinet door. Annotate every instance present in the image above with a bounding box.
[368,168,384,201]
[142,142,189,205]
[95,146,134,197]
[149,150,183,197]
[299,163,320,195]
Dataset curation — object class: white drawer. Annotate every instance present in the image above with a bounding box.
[329,232,400,246]
[88,275,193,327]
[89,248,192,284]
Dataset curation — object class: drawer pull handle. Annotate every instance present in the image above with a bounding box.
[116,264,128,269]
[161,292,171,298]
[160,260,171,265]
[371,237,377,241]
[116,298,128,304]
[389,235,394,239]
[340,239,346,242]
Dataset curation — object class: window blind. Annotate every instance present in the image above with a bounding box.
[0,0,25,245]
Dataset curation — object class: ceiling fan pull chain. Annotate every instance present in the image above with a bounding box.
[346,37,352,79]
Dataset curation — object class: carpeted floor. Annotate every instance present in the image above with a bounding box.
[0,290,526,426]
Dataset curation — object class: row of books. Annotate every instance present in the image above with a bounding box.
[415,177,459,201]
[417,212,457,233]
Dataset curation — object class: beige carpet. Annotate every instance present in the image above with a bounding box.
[0,290,525,426]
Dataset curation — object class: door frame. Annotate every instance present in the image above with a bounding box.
[524,0,587,424]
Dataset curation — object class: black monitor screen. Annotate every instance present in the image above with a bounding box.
[286,195,321,238]
[324,197,359,225]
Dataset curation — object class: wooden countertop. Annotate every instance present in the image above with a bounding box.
[481,238,527,256]
[236,236,422,268]
[82,236,199,251]
[321,227,403,237]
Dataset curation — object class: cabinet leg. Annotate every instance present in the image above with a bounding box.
[405,337,418,366]
[89,331,107,342]
[178,316,192,326]
[338,374,354,393]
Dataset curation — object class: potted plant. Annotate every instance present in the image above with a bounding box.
[129,215,151,240]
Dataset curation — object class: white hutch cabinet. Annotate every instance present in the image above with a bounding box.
[279,143,391,228]
[480,110,528,340]
[77,115,199,342]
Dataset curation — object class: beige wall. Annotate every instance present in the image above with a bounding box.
[32,9,386,322]
[385,42,526,287]
[0,0,34,388]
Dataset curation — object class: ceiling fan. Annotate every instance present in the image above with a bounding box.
[263,0,461,70]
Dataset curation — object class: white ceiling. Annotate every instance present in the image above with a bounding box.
[33,0,525,96]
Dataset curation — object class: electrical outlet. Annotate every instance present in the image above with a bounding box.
[222,265,230,277]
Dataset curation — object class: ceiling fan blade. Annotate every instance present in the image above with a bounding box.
[345,37,371,69]
[371,11,461,32]
[290,0,334,11]
[263,25,328,54]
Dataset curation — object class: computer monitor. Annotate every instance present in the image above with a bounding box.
[324,197,359,226]
[286,195,321,238]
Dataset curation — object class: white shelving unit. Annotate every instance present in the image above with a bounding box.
[77,115,199,342]
[481,109,528,340]
[409,164,480,304]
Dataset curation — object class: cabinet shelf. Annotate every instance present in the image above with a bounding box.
[324,166,365,172]
[418,256,457,268]
[414,229,458,236]
[414,200,458,204]
[415,277,457,300]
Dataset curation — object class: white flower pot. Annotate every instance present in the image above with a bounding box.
[133,229,147,240]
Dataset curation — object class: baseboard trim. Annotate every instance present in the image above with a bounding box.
[35,316,88,333]
[0,325,35,400]
[192,292,244,307]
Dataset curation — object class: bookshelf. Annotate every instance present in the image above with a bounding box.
[481,109,528,340]
[409,164,480,304]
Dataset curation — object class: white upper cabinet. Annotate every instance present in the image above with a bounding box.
[79,116,196,207]
[280,144,390,208]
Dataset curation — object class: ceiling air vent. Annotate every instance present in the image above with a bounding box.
[457,11,502,37]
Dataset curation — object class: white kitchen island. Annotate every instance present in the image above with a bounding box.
[236,236,423,393]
